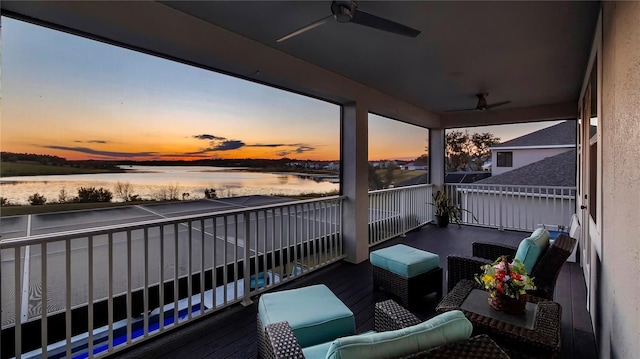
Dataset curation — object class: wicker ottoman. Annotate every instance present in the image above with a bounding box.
[257,284,355,358]
[371,244,442,307]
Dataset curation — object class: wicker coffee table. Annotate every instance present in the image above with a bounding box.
[436,280,561,358]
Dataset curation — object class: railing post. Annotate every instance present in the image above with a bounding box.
[498,186,504,231]
[400,190,407,237]
[242,212,253,306]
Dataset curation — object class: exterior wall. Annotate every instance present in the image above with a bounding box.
[600,2,640,358]
[491,147,572,175]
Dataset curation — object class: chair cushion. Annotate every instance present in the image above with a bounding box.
[258,284,355,348]
[302,341,334,359]
[324,310,472,359]
[370,244,440,278]
[302,332,375,359]
[514,228,550,273]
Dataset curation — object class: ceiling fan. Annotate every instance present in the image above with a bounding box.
[277,0,421,42]
[447,93,512,112]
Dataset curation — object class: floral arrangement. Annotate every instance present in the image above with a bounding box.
[476,255,536,299]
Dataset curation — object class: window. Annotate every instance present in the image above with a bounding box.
[496,152,513,167]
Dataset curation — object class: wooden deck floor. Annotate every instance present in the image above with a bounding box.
[115,225,597,359]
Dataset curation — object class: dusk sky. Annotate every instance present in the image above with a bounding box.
[1,17,559,162]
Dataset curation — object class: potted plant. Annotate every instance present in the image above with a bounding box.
[429,190,477,227]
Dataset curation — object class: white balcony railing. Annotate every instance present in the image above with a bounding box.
[444,183,576,231]
[368,184,434,246]
[0,196,344,359]
[0,182,574,358]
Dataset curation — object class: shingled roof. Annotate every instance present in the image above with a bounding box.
[475,149,576,187]
[493,121,576,148]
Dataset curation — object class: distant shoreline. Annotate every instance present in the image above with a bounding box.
[1,161,339,178]
[0,161,126,177]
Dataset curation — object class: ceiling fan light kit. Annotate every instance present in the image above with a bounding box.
[277,0,421,42]
[331,1,356,23]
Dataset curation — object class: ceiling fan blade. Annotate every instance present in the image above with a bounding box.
[277,15,332,42]
[445,108,478,113]
[486,100,512,109]
[350,9,420,37]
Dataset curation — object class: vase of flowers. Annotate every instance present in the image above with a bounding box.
[476,255,536,315]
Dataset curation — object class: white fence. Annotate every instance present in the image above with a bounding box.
[368,184,434,246]
[0,196,344,359]
[444,184,576,231]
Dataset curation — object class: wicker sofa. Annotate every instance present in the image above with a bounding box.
[261,299,510,359]
[447,233,576,300]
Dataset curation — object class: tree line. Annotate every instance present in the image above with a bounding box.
[1,151,67,166]
[366,130,499,190]
[23,187,115,206]
[1,151,123,171]
[446,130,500,172]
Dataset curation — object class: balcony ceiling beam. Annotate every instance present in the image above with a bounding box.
[440,101,577,129]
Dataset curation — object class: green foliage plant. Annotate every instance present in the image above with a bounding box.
[76,187,113,203]
[445,130,500,171]
[28,193,47,205]
[429,190,478,227]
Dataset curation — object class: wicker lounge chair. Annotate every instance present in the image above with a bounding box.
[447,233,576,300]
[262,299,510,359]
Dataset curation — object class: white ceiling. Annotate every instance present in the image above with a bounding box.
[1,1,599,123]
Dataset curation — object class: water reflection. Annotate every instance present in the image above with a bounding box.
[0,166,339,205]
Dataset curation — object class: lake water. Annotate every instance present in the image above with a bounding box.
[0,165,339,205]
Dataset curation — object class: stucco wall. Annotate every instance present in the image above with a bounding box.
[491,147,571,176]
[601,2,640,358]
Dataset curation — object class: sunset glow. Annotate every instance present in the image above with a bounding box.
[1,17,559,163]
[1,17,343,161]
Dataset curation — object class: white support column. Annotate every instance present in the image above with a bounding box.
[429,128,446,188]
[341,102,369,264]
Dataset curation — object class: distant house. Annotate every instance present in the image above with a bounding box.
[405,160,428,171]
[458,150,577,240]
[324,162,340,171]
[370,160,399,169]
[481,160,492,171]
[490,121,576,176]
[475,149,576,188]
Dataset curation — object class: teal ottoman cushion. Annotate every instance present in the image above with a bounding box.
[370,244,440,278]
[514,228,550,273]
[258,284,355,348]
[324,310,472,359]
